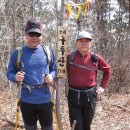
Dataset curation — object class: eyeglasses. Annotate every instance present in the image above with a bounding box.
[28,32,42,37]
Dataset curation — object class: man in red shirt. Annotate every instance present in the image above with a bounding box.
[67,31,111,130]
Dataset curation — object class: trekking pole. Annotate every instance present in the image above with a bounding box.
[14,82,22,130]
[14,62,24,130]
[51,88,60,130]
[71,120,77,130]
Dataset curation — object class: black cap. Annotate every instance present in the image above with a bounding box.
[25,18,42,34]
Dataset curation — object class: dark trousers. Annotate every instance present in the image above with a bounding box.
[67,87,97,130]
[20,102,53,130]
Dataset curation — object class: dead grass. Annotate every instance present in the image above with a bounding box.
[0,91,129,130]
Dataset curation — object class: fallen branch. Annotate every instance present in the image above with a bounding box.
[113,104,130,113]
[0,118,24,128]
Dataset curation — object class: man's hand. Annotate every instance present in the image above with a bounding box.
[16,71,25,82]
[96,86,104,95]
[44,74,54,84]
[51,82,57,90]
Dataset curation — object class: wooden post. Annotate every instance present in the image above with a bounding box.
[75,0,81,33]
[56,26,67,130]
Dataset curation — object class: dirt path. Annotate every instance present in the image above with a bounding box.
[0,91,129,130]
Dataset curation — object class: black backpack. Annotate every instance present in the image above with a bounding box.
[68,50,98,71]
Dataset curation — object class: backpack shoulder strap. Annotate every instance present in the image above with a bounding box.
[68,51,98,71]
[68,50,77,63]
[42,45,52,66]
[69,51,99,64]
[91,53,98,63]
[16,46,23,70]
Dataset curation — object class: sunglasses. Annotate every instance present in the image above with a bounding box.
[28,32,42,37]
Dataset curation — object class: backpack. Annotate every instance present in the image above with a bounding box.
[68,50,98,70]
[16,45,52,71]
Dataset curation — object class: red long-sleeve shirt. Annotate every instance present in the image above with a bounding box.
[67,51,111,88]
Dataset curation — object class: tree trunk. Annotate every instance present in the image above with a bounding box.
[129,0,130,26]
[56,1,65,130]
[12,0,16,50]
[59,0,64,26]
[31,0,34,18]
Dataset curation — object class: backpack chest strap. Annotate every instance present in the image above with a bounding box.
[69,61,97,71]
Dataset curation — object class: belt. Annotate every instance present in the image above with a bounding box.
[69,87,95,93]
[22,83,47,93]
[69,87,96,104]
[22,83,47,88]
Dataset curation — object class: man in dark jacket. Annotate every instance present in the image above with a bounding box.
[67,31,112,130]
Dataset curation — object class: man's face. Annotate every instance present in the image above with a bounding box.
[75,38,92,53]
[25,32,42,48]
